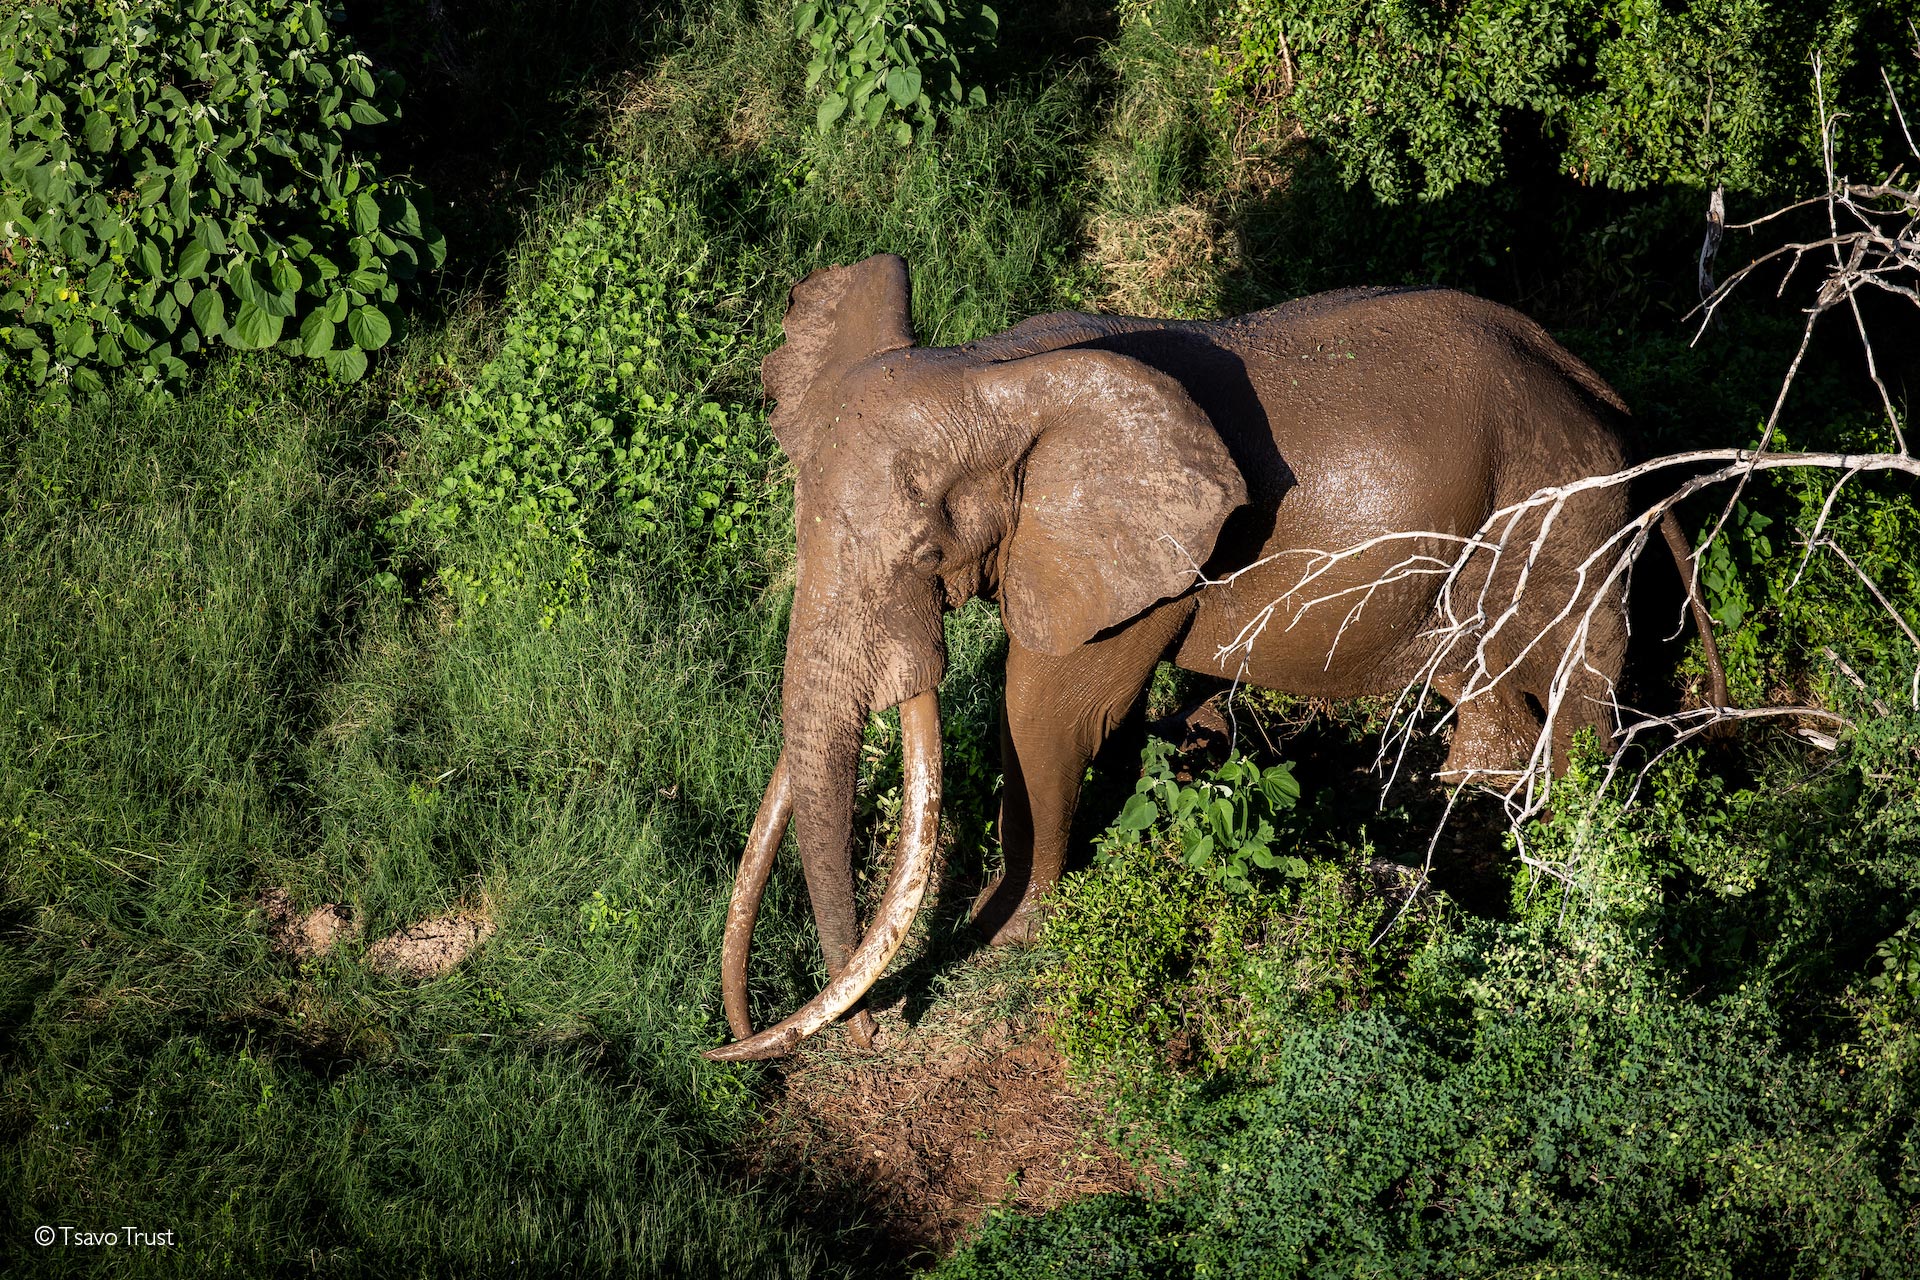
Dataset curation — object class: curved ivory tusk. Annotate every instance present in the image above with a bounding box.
[704,690,941,1062]
[721,752,792,1042]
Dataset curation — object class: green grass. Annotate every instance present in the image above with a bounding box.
[0,1,1107,1270]
[0,355,852,1274]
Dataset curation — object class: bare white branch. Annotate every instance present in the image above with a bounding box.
[1207,59,1919,908]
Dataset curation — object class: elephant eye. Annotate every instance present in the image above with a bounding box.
[911,542,944,573]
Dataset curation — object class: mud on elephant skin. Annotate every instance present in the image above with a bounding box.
[705,253,1725,1062]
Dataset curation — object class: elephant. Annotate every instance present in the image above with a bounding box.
[705,254,1726,1062]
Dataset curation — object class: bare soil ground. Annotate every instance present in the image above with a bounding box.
[263,889,494,980]
[747,955,1152,1264]
[262,887,360,960]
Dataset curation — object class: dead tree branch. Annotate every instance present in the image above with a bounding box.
[1212,56,1919,877]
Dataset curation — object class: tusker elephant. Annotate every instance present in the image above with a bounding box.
[705,254,1725,1061]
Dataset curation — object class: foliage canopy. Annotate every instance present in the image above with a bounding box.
[0,0,442,393]
[1216,0,1920,201]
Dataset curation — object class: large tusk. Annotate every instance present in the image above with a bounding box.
[721,752,792,1041]
[704,690,941,1062]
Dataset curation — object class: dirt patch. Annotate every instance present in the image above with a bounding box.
[753,1002,1151,1262]
[262,888,360,960]
[365,908,495,980]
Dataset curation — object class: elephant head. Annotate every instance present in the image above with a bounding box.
[706,254,1246,1060]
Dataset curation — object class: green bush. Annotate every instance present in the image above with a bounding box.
[1103,738,1304,893]
[381,170,769,625]
[1213,0,1920,202]
[1039,739,1448,1078]
[945,724,1920,1278]
[0,0,442,393]
[1681,453,1920,708]
[798,0,997,144]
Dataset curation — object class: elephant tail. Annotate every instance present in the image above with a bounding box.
[1659,510,1731,725]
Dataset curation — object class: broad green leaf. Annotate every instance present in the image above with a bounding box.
[303,4,326,42]
[323,345,368,381]
[191,286,226,336]
[259,282,298,319]
[1114,792,1159,832]
[1259,764,1301,809]
[179,240,210,279]
[345,304,390,350]
[1207,796,1235,839]
[270,256,302,296]
[82,111,112,152]
[885,68,916,108]
[81,45,111,71]
[893,119,912,146]
[816,94,848,133]
[227,258,263,310]
[58,223,91,263]
[137,240,163,279]
[299,310,335,358]
[348,100,387,126]
[353,191,380,235]
[23,164,64,204]
[385,195,421,239]
[227,300,283,349]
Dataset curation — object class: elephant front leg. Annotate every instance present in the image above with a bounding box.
[973,601,1194,945]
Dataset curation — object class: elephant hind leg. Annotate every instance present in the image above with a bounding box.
[1433,581,1627,782]
[1434,671,1540,783]
[1538,586,1626,773]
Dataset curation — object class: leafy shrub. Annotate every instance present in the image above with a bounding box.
[1040,739,1447,1077]
[948,723,1920,1278]
[0,0,442,393]
[1103,738,1303,893]
[797,0,997,145]
[1212,0,1920,202]
[1680,458,1920,707]
[381,171,768,625]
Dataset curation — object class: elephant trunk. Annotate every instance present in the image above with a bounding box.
[705,690,942,1062]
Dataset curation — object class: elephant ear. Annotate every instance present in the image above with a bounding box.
[762,253,915,460]
[971,350,1248,656]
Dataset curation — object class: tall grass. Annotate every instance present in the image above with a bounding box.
[0,355,858,1274]
[0,0,1118,1272]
